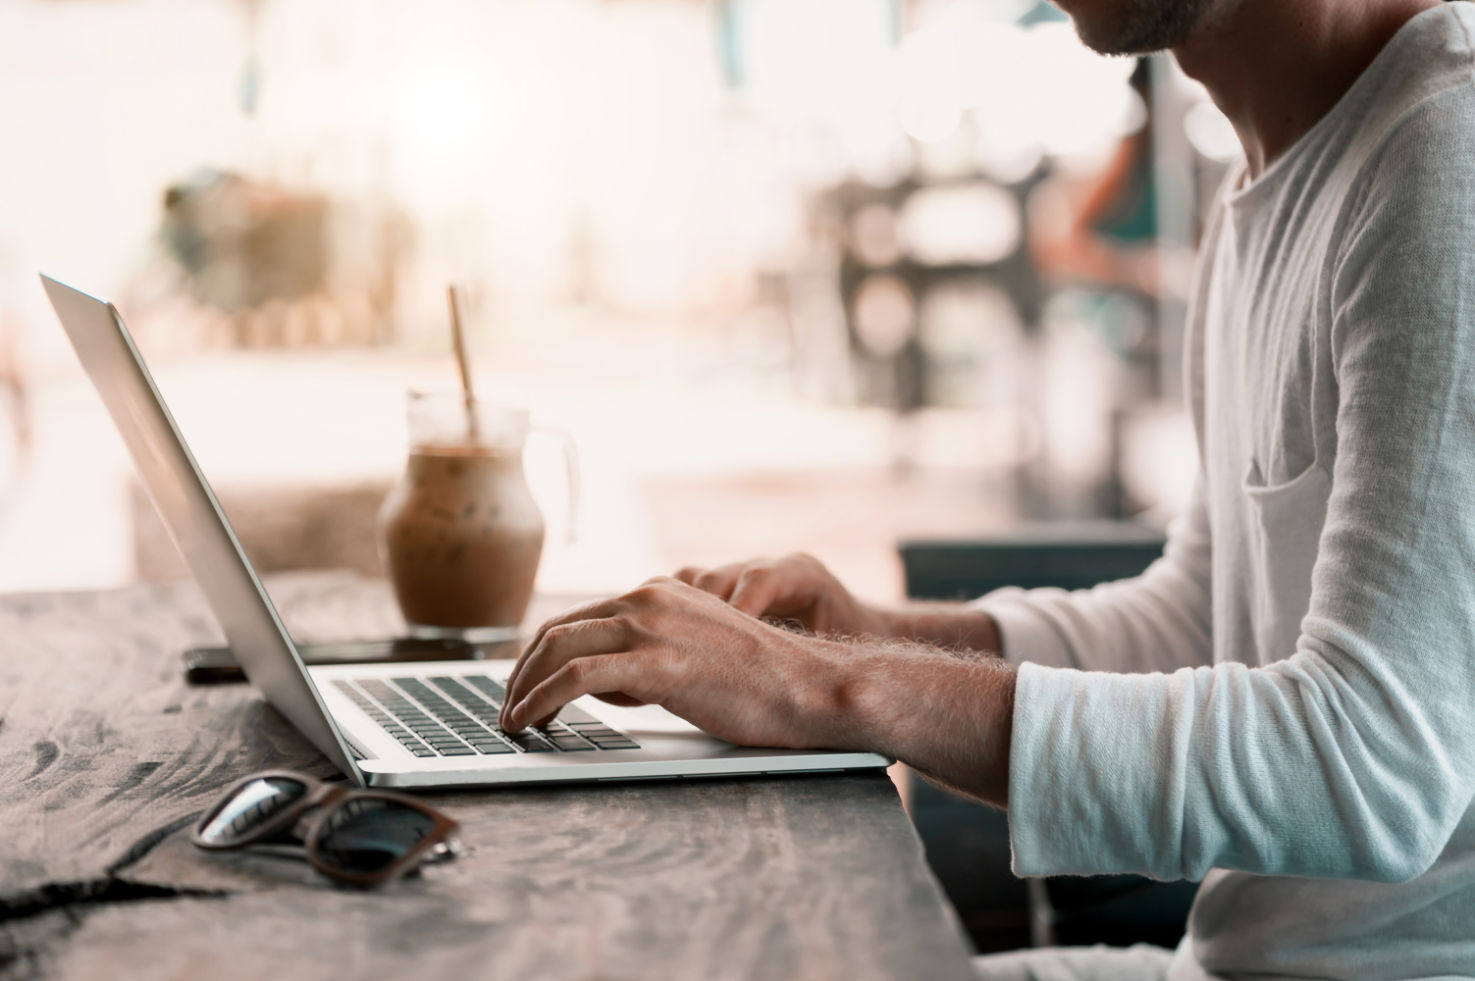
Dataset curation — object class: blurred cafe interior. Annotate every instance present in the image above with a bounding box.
[0,0,1240,599]
[0,0,1238,950]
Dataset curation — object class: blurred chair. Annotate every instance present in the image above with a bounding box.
[898,523,1198,953]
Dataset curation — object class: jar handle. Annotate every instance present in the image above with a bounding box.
[529,426,580,543]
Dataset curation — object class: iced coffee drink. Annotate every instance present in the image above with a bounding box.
[379,393,571,642]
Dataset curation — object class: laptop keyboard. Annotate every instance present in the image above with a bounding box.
[332,675,641,758]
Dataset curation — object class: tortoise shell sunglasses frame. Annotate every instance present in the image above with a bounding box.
[189,768,462,887]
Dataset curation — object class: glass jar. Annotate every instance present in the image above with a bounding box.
[377,391,576,642]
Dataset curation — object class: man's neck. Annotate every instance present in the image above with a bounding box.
[1173,0,1443,177]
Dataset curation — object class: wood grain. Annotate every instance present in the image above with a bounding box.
[0,573,974,980]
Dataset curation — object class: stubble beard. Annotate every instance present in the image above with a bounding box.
[1070,0,1223,55]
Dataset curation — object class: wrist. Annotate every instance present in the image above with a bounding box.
[831,645,908,755]
[859,601,901,640]
[834,644,957,756]
[974,610,1003,657]
[839,644,1016,806]
[879,603,1004,656]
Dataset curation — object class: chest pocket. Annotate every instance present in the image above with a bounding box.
[1242,460,1332,662]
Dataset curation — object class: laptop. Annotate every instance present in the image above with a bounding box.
[42,274,890,789]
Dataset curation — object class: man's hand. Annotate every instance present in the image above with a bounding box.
[676,552,1004,655]
[674,552,892,638]
[498,577,873,750]
[498,575,1018,807]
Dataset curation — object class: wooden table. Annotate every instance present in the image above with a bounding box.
[0,572,976,980]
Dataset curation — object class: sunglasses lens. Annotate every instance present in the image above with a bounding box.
[311,798,438,877]
[198,776,309,846]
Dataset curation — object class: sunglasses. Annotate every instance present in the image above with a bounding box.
[190,769,462,887]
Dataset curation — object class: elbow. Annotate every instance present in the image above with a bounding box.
[1305,763,1467,883]
[1355,792,1463,884]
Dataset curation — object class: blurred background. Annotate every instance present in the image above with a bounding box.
[0,0,1239,600]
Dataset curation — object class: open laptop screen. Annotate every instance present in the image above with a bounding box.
[41,274,362,784]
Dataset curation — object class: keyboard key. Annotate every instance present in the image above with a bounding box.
[462,675,507,701]
[508,732,554,753]
[356,673,600,757]
[593,740,640,751]
[436,678,505,718]
[548,701,596,724]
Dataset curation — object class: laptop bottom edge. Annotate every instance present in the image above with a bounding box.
[357,751,892,789]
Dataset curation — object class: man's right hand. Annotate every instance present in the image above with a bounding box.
[674,552,892,638]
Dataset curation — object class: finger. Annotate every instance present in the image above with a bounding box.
[690,564,745,601]
[507,577,677,707]
[500,616,628,729]
[728,566,785,619]
[531,689,648,730]
[672,565,707,585]
[506,653,655,732]
[504,599,622,719]
[525,595,621,655]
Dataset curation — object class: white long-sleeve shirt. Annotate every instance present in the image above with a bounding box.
[977,5,1475,978]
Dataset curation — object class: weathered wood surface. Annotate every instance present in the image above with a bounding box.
[0,573,975,981]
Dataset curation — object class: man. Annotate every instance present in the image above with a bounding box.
[502,0,1475,975]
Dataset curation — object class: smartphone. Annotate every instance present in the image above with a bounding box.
[183,637,484,684]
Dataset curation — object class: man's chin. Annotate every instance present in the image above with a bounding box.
[1055,0,1213,56]
[1071,19,1149,56]
[1079,31,1169,57]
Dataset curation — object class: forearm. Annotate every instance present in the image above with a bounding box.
[840,644,1016,807]
[871,602,1003,656]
